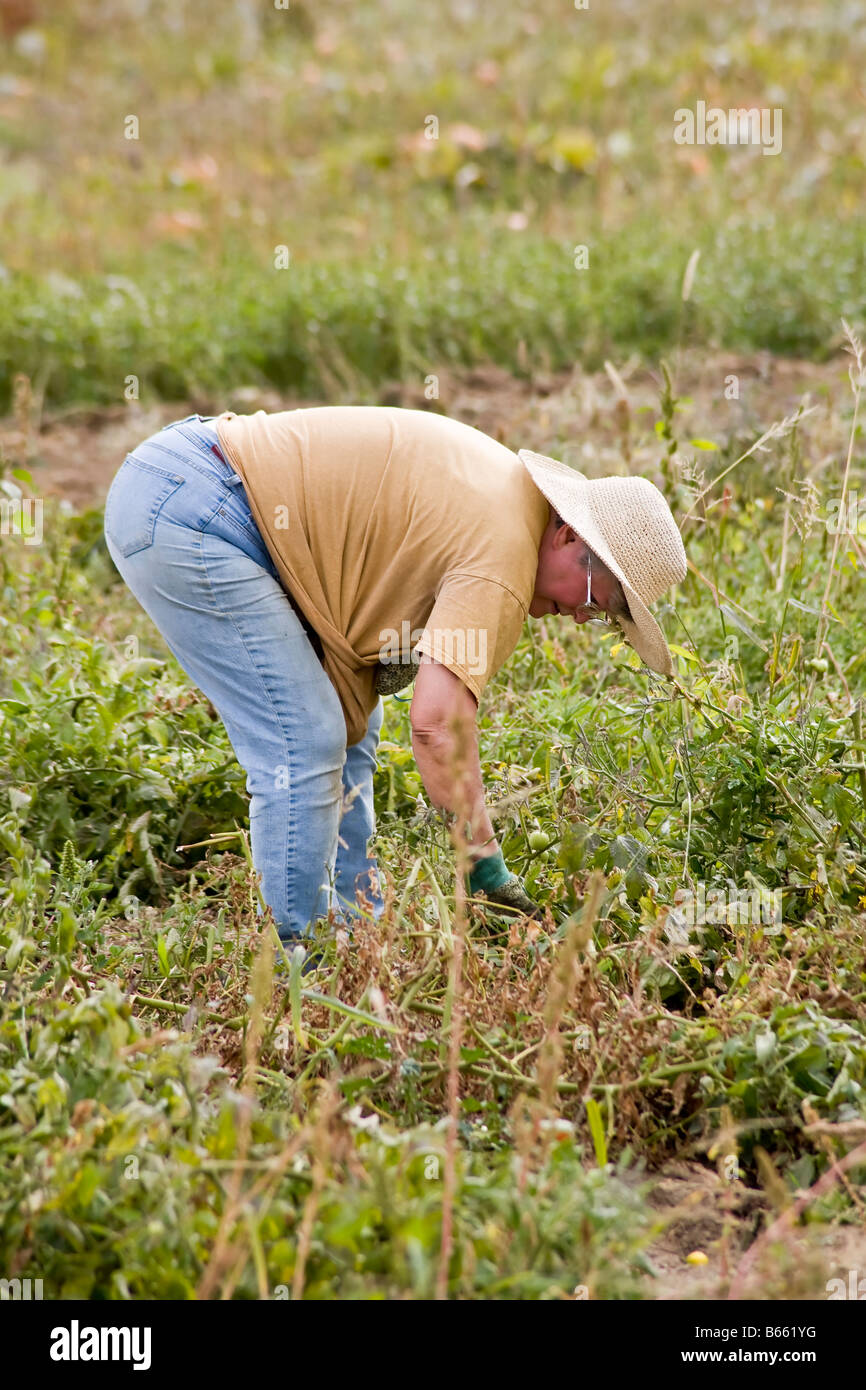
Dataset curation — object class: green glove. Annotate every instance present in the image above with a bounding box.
[467,851,543,919]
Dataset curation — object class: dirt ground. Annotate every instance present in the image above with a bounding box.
[638,1158,866,1301]
[0,350,856,510]
[3,350,864,1300]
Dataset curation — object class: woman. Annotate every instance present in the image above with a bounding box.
[104,406,686,947]
[103,413,384,945]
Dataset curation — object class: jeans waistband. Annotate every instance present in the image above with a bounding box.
[160,414,245,488]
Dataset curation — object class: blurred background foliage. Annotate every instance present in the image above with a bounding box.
[1,0,865,409]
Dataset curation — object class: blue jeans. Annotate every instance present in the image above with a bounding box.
[103,414,385,940]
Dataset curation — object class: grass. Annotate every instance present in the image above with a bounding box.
[1,342,865,1297]
[2,219,866,413]
[1,0,865,1301]
[2,0,866,410]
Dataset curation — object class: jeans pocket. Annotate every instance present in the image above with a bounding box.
[104,456,185,557]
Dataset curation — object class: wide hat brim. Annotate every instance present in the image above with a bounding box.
[518,448,683,677]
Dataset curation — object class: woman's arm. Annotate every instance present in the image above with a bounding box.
[409,655,498,859]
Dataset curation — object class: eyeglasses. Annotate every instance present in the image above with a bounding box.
[575,549,615,626]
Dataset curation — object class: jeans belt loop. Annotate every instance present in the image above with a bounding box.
[208,438,244,486]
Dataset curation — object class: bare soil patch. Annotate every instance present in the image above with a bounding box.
[0,352,853,511]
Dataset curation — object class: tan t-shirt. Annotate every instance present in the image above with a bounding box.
[215,406,550,745]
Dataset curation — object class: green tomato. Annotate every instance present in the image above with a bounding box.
[528,830,551,852]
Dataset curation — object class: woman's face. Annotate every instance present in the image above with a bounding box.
[529,512,625,622]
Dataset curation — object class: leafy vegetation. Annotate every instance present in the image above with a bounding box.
[1,0,865,1301]
[2,0,866,410]
[2,341,865,1296]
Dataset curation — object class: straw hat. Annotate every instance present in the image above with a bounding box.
[518,448,687,677]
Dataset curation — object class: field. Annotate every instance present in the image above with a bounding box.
[1,0,866,1302]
